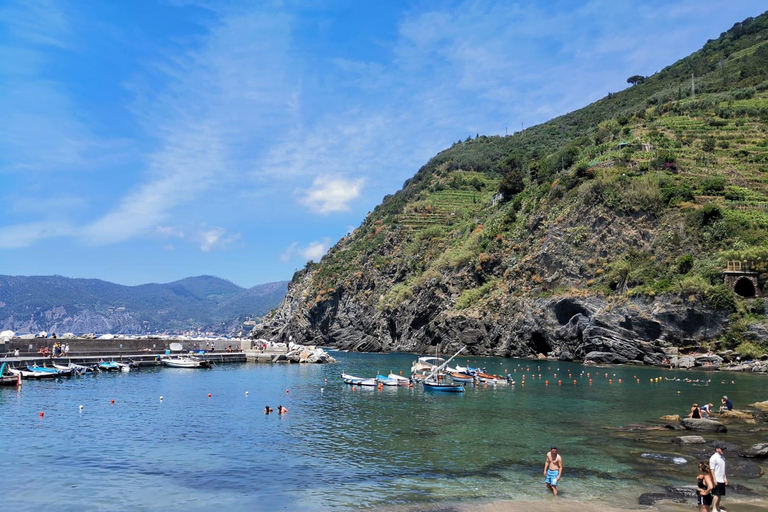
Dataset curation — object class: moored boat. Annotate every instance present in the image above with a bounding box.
[387,373,412,386]
[423,380,464,393]
[375,375,399,386]
[162,357,210,368]
[448,371,475,383]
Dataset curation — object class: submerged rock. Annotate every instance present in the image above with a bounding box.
[640,453,688,464]
[638,492,686,506]
[672,435,707,445]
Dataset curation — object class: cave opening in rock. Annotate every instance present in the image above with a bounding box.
[531,332,550,355]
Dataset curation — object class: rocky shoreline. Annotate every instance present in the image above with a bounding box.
[611,401,768,508]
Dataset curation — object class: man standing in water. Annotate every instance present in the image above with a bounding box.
[709,446,728,512]
[544,446,563,496]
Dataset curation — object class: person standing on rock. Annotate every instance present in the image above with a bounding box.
[709,446,727,512]
[544,446,563,497]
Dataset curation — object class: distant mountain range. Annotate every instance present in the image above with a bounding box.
[0,275,288,336]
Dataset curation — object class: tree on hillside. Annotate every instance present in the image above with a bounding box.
[627,75,645,86]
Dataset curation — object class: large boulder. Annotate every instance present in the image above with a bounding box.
[680,418,727,433]
[749,400,768,411]
[738,443,768,458]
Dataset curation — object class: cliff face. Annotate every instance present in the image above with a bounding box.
[253,13,768,360]
[255,204,731,361]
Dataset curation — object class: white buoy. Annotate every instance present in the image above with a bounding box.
[245,391,249,396]
[78,405,83,410]
[320,388,324,393]
[159,396,164,401]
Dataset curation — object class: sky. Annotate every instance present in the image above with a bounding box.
[0,1,765,288]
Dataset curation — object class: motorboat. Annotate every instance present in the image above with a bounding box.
[98,361,122,372]
[386,373,412,386]
[448,371,475,383]
[0,363,20,386]
[162,356,210,369]
[423,380,464,393]
[375,375,399,386]
[341,372,364,385]
[8,367,56,379]
[28,364,71,377]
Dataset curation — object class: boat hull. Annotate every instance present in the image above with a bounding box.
[423,381,464,393]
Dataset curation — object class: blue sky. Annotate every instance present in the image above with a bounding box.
[0,1,765,288]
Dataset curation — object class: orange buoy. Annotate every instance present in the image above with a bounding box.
[545,380,549,386]
[558,380,562,386]
[39,411,44,418]
[609,379,612,384]
[286,389,290,394]
[208,393,212,398]
[589,379,593,384]
[110,399,115,404]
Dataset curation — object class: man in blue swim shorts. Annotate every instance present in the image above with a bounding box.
[544,446,563,496]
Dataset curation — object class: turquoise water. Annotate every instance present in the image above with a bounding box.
[2,352,766,511]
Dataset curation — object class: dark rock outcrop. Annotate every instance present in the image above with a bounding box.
[638,493,686,506]
[738,442,768,458]
[680,419,727,433]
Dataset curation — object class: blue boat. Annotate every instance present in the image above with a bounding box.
[423,380,464,393]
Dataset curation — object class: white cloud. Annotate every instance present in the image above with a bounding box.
[0,221,73,249]
[281,238,331,263]
[193,226,240,252]
[298,176,364,214]
[154,225,186,239]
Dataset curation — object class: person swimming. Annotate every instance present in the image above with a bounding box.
[278,405,288,414]
[264,405,273,414]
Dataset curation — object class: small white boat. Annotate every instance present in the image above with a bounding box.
[387,373,412,385]
[341,372,364,385]
[162,357,210,369]
[375,375,399,386]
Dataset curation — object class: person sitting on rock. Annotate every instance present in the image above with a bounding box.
[689,403,702,419]
[719,396,732,412]
[700,403,713,418]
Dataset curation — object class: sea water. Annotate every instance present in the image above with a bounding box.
[2,351,766,511]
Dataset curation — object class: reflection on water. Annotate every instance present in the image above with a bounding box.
[1,352,766,511]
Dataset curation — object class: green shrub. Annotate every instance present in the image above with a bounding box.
[455,279,499,309]
[735,342,766,359]
[700,176,727,195]
[704,285,737,312]
[677,254,694,274]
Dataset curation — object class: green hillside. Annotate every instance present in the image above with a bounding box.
[267,12,768,359]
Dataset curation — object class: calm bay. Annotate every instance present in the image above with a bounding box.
[2,351,767,511]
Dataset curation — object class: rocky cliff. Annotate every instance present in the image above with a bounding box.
[253,13,768,362]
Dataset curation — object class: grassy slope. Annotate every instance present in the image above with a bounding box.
[296,12,768,356]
